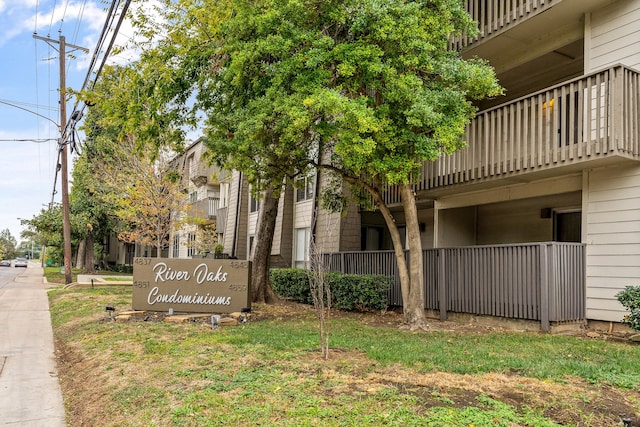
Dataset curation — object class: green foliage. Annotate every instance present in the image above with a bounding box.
[270,268,389,311]
[78,94,187,254]
[425,395,560,426]
[21,207,64,265]
[616,286,640,331]
[119,0,501,193]
[269,268,312,304]
[0,228,17,260]
[330,273,390,311]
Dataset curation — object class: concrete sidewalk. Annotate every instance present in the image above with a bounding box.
[0,265,66,426]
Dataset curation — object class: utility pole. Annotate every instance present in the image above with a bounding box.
[34,33,88,284]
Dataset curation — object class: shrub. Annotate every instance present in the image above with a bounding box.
[270,268,314,304]
[616,286,640,331]
[270,268,390,311]
[328,273,390,311]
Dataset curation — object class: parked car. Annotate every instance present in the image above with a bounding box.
[14,258,28,268]
[0,260,10,267]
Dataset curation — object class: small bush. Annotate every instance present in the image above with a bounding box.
[270,268,390,311]
[270,269,313,304]
[328,273,390,311]
[616,286,640,331]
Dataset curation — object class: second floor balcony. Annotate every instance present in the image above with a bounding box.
[190,197,220,222]
[384,65,640,204]
[451,0,558,51]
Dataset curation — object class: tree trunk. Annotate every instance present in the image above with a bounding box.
[374,199,410,308]
[399,183,429,329]
[76,239,86,270]
[83,229,96,274]
[251,185,279,304]
[315,165,427,329]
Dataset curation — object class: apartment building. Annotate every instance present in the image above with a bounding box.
[360,0,640,324]
[174,0,639,328]
[169,140,228,259]
[217,169,361,268]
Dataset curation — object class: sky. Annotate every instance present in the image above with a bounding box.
[0,0,138,242]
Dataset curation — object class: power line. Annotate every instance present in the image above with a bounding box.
[58,0,71,34]
[47,0,58,36]
[77,0,124,95]
[0,98,58,112]
[66,0,132,139]
[71,0,89,45]
[0,139,57,143]
[0,99,59,128]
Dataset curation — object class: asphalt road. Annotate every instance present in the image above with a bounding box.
[0,263,66,426]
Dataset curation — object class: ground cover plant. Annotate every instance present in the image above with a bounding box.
[49,286,640,426]
[617,286,640,332]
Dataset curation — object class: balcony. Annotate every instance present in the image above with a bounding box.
[383,65,640,204]
[451,0,557,51]
[189,164,212,186]
[190,197,220,222]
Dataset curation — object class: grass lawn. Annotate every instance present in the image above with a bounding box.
[48,285,640,426]
[44,267,132,284]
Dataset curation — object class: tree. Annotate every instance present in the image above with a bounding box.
[79,64,191,259]
[70,133,119,273]
[102,0,311,303]
[0,229,17,260]
[208,0,502,327]
[101,0,500,327]
[200,0,501,327]
[21,206,65,266]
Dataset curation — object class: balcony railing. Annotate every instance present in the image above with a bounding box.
[190,197,220,220]
[323,242,585,331]
[383,65,640,204]
[451,0,556,50]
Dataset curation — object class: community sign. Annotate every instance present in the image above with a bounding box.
[132,257,251,313]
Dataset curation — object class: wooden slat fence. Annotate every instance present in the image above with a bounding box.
[323,242,585,331]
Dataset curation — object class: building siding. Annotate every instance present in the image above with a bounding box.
[272,185,294,267]
[588,0,640,71]
[585,163,640,321]
[222,171,248,259]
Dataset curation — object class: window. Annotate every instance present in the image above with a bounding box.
[172,234,180,258]
[250,195,260,213]
[248,184,261,213]
[187,233,196,257]
[294,227,311,268]
[554,211,581,243]
[296,174,315,202]
[189,191,198,203]
[187,154,195,179]
[361,226,383,251]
